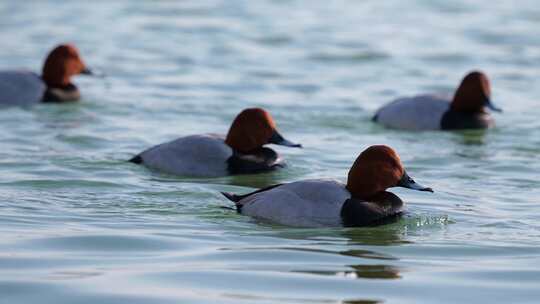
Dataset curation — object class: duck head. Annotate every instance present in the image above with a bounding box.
[41,44,92,88]
[346,145,432,200]
[225,108,302,153]
[451,71,502,114]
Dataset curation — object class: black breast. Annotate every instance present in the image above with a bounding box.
[42,83,81,102]
[341,192,404,227]
[227,147,285,175]
[440,110,494,130]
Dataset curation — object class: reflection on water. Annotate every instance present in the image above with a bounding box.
[342,300,380,304]
[241,245,398,262]
[340,249,397,261]
[341,226,411,246]
[263,220,411,246]
[222,292,382,304]
[294,264,401,280]
[348,264,401,279]
[232,226,405,282]
[48,270,103,280]
[454,129,488,146]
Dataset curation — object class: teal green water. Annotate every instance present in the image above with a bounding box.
[1,1,540,303]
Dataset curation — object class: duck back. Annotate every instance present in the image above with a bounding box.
[136,134,232,177]
[0,70,46,107]
[374,95,450,130]
[240,179,351,227]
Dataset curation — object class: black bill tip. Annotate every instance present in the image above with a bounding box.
[81,67,93,75]
[269,131,302,148]
[397,171,433,193]
[485,99,502,113]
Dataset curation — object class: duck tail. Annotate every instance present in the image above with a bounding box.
[221,191,241,203]
[220,192,243,213]
[221,184,282,213]
[129,155,143,164]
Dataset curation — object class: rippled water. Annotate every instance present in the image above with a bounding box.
[1,1,540,303]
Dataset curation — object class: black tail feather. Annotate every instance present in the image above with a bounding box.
[220,184,283,214]
[221,184,282,203]
[221,191,241,203]
[220,192,243,213]
[129,155,143,164]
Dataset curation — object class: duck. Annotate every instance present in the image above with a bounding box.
[221,145,433,227]
[130,108,302,177]
[0,44,93,107]
[372,71,502,130]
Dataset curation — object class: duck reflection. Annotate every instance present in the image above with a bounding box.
[292,236,402,280]
[262,217,411,245]
[340,224,412,246]
[342,300,381,304]
[347,264,401,279]
[453,129,488,146]
[293,264,400,280]
[241,226,409,281]
[254,222,413,280]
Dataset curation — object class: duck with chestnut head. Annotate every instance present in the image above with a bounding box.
[0,44,93,107]
[129,108,301,177]
[222,145,432,227]
[373,71,502,130]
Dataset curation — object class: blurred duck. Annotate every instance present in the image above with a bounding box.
[0,44,93,107]
[222,145,432,227]
[373,71,502,130]
[130,108,301,177]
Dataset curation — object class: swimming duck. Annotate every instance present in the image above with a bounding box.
[222,145,432,227]
[0,44,93,107]
[130,108,301,177]
[373,71,502,130]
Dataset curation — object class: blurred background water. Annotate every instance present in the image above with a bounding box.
[1,0,540,303]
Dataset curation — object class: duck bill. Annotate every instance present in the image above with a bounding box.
[485,99,502,113]
[81,67,94,75]
[397,171,433,192]
[269,130,302,148]
[81,67,107,78]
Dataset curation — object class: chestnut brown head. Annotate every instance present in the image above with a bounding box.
[41,44,91,88]
[346,145,432,200]
[225,108,301,153]
[451,71,501,113]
